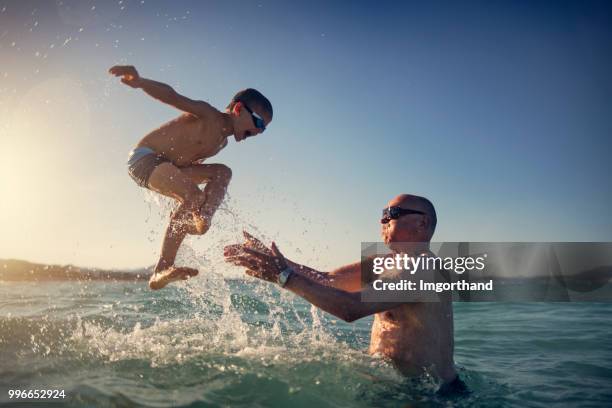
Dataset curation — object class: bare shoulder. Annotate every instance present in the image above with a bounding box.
[171,95,220,120]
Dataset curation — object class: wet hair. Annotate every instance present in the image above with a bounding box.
[228,88,273,119]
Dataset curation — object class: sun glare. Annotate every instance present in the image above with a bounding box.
[0,78,90,259]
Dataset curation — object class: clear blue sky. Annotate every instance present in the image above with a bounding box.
[1,0,611,270]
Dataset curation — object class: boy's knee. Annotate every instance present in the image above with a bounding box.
[214,164,232,184]
[190,227,207,236]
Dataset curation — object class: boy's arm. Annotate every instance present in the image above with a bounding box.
[109,65,216,119]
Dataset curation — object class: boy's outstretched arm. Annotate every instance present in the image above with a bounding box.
[108,65,216,119]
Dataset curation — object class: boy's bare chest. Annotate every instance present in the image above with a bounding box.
[149,115,225,162]
[172,116,218,147]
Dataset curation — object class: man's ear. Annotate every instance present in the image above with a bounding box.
[418,216,430,232]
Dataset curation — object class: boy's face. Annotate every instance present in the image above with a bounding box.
[231,102,271,142]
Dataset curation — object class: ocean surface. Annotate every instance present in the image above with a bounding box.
[1,276,611,407]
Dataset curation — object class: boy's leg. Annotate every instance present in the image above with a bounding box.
[145,162,205,289]
[147,161,206,209]
[180,163,232,221]
[148,163,232,289]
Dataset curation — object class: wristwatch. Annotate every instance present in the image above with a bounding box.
[278,267,294,287]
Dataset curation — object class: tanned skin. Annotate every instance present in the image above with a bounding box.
[110,65,271,289]
[224,194,457,384]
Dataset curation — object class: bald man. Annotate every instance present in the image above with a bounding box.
[224,194,466,393]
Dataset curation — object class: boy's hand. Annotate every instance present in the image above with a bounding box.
[108,65,142,88]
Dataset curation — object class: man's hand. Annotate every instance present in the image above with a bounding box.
[109,65,142,88]
[224,231,288,284]
[242,231,274,256]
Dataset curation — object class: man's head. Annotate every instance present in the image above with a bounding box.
[381,194,437,248]
[227,88,273,142]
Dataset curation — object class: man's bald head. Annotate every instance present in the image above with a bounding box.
[391,194,437,230]
[385,194,437,241]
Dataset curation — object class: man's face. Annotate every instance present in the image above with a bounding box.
[233,102,271,142]
[380,197,427,245]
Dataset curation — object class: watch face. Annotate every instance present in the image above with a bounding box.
[279,269,291,286]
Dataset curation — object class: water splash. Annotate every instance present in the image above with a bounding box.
[67,192,350,367]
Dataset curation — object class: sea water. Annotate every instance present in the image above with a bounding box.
[1,203,611,407]
[1,279,612,407]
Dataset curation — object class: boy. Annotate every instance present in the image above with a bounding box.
[109,65,272,290]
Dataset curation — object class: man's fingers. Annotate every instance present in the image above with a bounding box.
[242,231,261,248]
[243,247,273,261]
[226,255,260,271]
[229,253,266,267]
[223,244,244,256]
[243,230,270,253]
[243,230,256,241]
[223,244,269,259]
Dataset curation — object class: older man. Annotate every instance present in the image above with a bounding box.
[224,194,465,393]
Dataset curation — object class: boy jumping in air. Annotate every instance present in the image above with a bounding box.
[109,65,272,290]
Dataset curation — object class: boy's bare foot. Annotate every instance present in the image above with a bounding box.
[149,266,199,290]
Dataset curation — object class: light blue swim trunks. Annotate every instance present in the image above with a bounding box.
[126,146,169,187]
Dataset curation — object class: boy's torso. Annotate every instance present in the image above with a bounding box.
[137,113,228,167]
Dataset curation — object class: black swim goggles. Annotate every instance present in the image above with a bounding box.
[381,206,426,224]
[243,103,266,132]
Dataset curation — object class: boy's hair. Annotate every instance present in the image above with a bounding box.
[228,88,273,119]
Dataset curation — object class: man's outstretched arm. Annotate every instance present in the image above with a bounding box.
[235,231,364,292]
[282,272,400,322]
[224,238,405,322]
[109,65,216,119]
